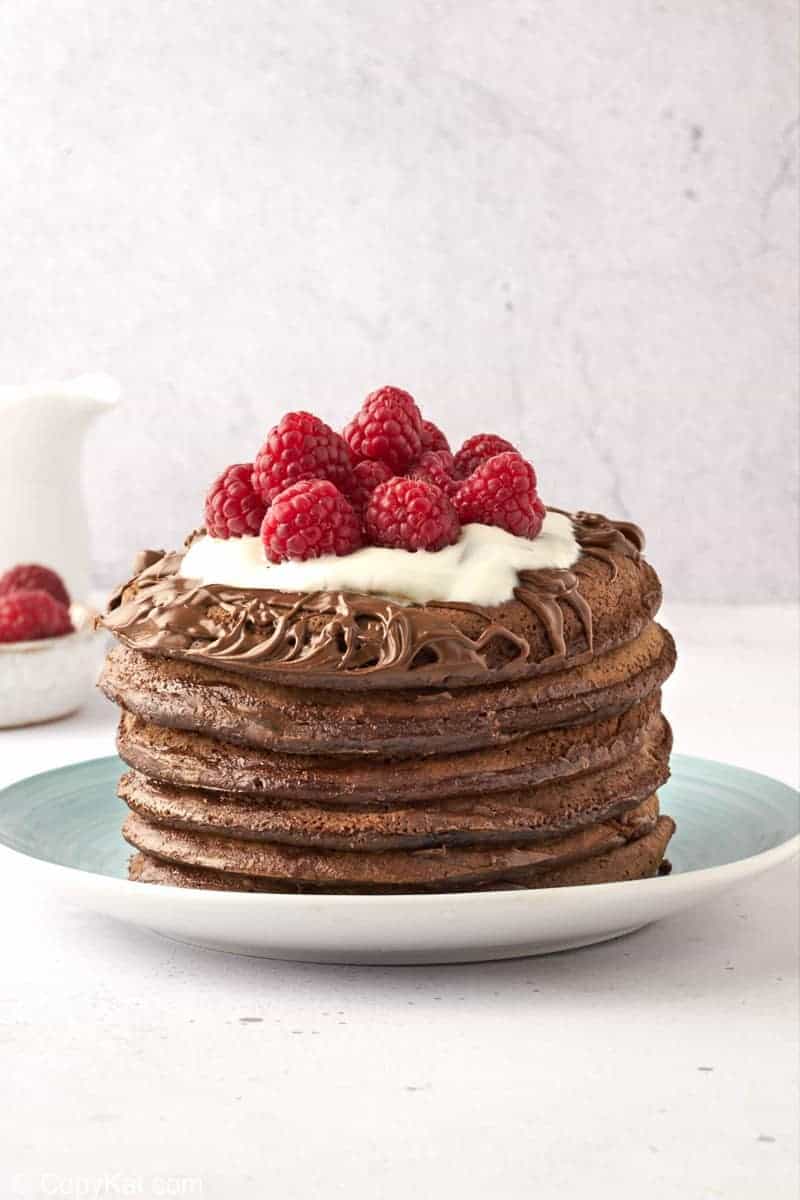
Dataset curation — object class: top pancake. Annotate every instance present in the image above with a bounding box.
[101,511,663,692]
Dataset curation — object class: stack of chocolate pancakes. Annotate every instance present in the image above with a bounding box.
[100,511,676,893]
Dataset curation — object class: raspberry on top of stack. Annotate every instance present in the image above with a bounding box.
[203,385,546,562]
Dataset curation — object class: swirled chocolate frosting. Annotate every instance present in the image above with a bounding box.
[101,511,658,691]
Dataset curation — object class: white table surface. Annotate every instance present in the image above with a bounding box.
[1,604,798,1200]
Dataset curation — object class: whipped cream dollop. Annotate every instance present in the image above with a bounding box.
[180,512,579,607]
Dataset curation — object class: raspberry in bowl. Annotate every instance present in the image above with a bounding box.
[0,564,100,728]
[99,387,676,896]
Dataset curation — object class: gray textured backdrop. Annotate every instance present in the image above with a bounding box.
[1,1,797,600]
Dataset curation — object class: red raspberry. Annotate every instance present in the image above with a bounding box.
[204,463,267,539]
[365,477,461,552]
[409,450,459,497]
[343,386,422,473]
[349,459,394,513]
[420,419,451,455]
[252,412,355,505]
[454,433,520,479]
[0,563,70,607]
[455,452,543,539]
[38,594,73,636]
[261,480,363,563]
[0,589,73,643]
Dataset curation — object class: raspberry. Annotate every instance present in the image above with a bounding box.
[454,433,520,479]
[261,480,363,563]
[252,412,355,505]
[420,419,451,455]
[0,563,70,607]
[0,589,73,643]
[365,477,461,552]
[455,452,543,539]
[204,463,267,539]
[343,386,422,473]
[409,450,459,497]
[349,459,394,512]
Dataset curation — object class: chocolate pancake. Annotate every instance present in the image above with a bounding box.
[100,621,676,757]
[123,795,664,891]
[116,695,666,804]
[99,509,677,894]
[101,514,661,692]
[128,817,675,893]
[119,713,670,850]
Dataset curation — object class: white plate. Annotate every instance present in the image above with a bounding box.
[0,754,797,964]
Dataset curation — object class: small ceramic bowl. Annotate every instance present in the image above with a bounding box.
[0,605,101,728]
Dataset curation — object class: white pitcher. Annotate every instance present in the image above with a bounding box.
[0,374,120,601]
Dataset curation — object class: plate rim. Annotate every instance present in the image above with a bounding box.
[0,751,797,907]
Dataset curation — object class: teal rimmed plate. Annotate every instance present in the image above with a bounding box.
[0,754,797,964]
